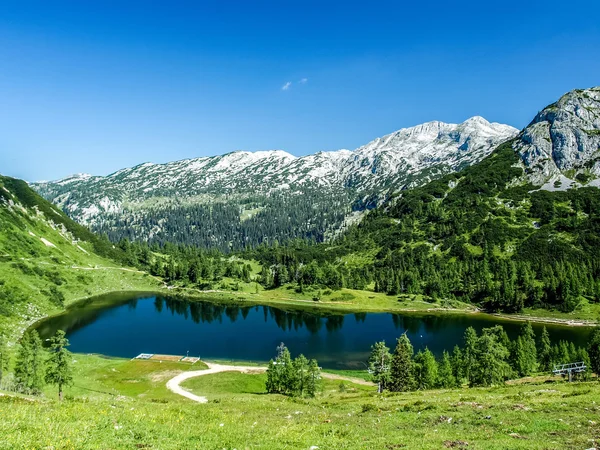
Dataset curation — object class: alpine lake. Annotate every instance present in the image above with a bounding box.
[34,292,592,369]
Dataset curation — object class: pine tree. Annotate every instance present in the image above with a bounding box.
[265,359,279,393]
[587,328,600,374]
[44,330,73,401]
[368,341,391,393]
[389,333,414,392]
[450,345,464,386]
[471,333,511,387]
[537,326,552,372]
[30,331,44,395]
[293,354,309,396]
[437,350,455,388]
[14,330,44,395]
[306,359,321,398]
[463,327,477,385]
[511,322,537,377]
[0,334,9,387]
[558,341,571,365]
[14,333,31,393]
[265,342,294,394]
[413,348,438,390]
[279,346,296,395]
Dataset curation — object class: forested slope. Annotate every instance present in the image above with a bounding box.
[249,87,600,314]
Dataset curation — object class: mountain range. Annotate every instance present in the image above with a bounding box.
[33,116,518,250]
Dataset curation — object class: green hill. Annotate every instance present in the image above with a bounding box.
[0,175,160,341]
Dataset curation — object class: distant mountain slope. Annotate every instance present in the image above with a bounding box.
[33,117,517,250]
[0,175,159,340]
[251,87,600,314]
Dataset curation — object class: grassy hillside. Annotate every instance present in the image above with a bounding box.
[1,354,599,449]
[0,175,160,341]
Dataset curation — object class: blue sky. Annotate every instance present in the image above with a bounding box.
[1,0,599,181]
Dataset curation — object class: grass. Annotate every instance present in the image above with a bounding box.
[180,371,372,400]
[181,371,269,397]
[2,355,600,449]
[43,355,209,401]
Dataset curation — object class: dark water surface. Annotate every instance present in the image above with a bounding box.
[35,293,592,369]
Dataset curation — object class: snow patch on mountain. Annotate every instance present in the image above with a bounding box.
[34,116,518,226]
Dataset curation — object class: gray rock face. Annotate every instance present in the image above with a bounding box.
[515,87,600,185]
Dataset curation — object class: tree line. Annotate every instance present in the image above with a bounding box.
[368,322,594,393]
[265,343,321,397]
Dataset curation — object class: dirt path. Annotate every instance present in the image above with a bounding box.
[166,362,373,403]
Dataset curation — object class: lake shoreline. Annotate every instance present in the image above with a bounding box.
[26,286,597,345]
[166,286,599,328]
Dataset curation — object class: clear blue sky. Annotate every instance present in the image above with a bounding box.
[1,0,599,181]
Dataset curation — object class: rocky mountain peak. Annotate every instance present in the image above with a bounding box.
[515,86,600,185]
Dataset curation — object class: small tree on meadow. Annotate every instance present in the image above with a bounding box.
[413,348,438,390]
[14,330,44,395]
[266,343,294,394]
[437,350,455,388]
[44,330,73,401]
[368,341,391,393]
[306,359,321,397]
[293,354,309,396]
[389,333,414,392]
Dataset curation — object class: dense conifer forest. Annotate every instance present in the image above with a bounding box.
[91,190,351,252]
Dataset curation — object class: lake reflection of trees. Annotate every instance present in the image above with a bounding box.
[156,297,345,334]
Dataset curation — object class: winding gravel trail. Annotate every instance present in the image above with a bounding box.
[166,362,373,403]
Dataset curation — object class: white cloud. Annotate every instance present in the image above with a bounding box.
[281,81,292,91]
[299,77,308,84]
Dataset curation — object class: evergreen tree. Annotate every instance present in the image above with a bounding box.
[471,332,511,387]
[265,342,293,394]
[463,327,477,385]
[279,346,296,395]
[306,359,321,398]
[558,341,571,364]
[265,359,279,393]
[293,354,309,396]
[587,328,600,374]
[14,330,44,395]
[437,350,456,388]
[450,345,464,386]
[413,348,438,390]
[0,334,9,387]
[367,341,391,393]
[13,334,31,393]
[511,322,537,377]
[30,331,44,395]
[389,333,414,392]
[44,330,73,401]
[537,326,552,372]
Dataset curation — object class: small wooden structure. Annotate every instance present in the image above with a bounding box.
[134,353,200,364]
[552,362,587,382]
